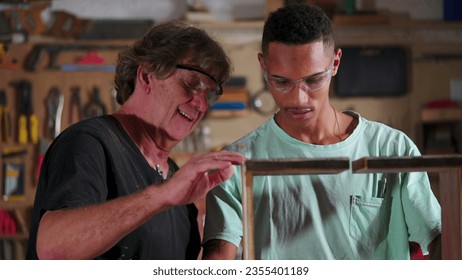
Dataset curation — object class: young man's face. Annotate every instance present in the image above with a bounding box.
[258,41,340,132]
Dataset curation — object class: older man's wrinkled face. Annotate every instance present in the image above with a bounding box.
[147,62,219,143]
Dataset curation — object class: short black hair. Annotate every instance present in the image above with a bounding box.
[262,4,334,56]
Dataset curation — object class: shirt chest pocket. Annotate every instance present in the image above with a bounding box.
[349,195,392,246]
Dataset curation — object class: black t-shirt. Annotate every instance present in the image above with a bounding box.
[26,115,200,259]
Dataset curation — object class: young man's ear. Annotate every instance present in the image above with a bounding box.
[332,48,342,76]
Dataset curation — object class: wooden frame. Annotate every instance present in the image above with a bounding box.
[241,157,350,260]
[352,155,462,260]
[241,155,462,260]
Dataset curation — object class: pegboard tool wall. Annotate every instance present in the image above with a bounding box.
[0,40,128,230]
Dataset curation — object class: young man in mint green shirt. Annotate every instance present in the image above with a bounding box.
[202,4,441,260]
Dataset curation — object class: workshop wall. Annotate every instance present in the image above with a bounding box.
[0,40,124,259]
[1,0,462,259]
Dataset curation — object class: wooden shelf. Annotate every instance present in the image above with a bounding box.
[421,108,462,123]
[194,20,264,30]
[208,109,251,118]
[333,14,390,25]
[191,17,462,30]
[0,233,29,240]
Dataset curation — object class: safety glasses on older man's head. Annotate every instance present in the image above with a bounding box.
[175,64,223,106]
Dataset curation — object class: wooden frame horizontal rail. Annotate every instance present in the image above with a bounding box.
[245,158,351,175]
[353,155,462,173]
[241,157,350,260]
[352,155,462,260]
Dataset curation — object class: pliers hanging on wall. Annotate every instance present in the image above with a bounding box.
[84,86,107,119]
[69,86,83,125]
[12,80,38,144]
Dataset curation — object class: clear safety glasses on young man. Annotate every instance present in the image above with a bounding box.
[263,62,334,93]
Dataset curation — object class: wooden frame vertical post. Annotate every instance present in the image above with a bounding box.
[241,162,256,260]
[438,168,462,259]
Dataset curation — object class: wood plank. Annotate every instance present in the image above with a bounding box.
[352,155,462,173]
[421,108,462,123]
[241,165,255,260]
[439,169,462,259]
[333,14,390,25]
[245,157,350,175]
[0,233,29,240]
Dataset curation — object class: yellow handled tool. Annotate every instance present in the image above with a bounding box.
[30,114,39,144]
[18,114,27,144]
[0,89,12,143]
[11,80,38,144]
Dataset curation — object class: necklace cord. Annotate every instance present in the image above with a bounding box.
[332,105,343,141]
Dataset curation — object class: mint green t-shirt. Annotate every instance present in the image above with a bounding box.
[203,111,441,259]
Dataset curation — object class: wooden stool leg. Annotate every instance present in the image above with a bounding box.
[242,169,255,260]
[439,168,462,259]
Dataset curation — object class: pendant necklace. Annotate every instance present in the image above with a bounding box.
[155,164,165,182]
